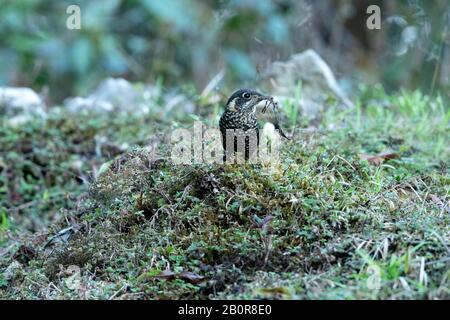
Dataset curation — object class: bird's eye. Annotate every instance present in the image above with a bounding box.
[243,92,251,99]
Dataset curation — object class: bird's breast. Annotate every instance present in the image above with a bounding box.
[220,111,258,131]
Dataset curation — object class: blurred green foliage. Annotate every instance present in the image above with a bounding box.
[0,0,294,101]
[0,0,449,102]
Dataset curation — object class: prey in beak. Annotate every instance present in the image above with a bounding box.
[257,95,291,140]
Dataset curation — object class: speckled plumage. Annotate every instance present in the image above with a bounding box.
[219,109,259,132]
[220,89,267,161]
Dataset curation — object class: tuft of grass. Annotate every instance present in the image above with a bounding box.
[291,81,302,128]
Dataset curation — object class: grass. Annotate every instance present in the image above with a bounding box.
[284,81,302,129]
[0,87,449,299]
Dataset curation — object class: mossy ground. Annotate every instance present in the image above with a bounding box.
[0,87,449,299]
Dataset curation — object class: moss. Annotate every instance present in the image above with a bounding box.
[1,89,449,299]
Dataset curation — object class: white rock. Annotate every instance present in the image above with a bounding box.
[0,87,43,110]
[64,77,198,116]
[0,87,46,125]
[64,78,159,114]
[91,78,142,110]
[65,97,114,113]
[259,50,353,116]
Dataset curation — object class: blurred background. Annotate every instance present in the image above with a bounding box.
[0,0,449,103]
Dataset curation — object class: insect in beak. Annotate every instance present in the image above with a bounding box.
[261,95,275,113]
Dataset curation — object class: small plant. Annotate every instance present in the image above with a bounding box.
[0,208,9,245]
[283,81,302,129]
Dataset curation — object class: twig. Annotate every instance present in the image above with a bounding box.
[430,230,450,255]
[336,155,356,171]
[108,284,128,300]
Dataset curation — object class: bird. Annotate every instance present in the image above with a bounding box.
[219,89,267,162]
[219,88,289,162]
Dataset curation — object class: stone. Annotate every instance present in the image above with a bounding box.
[64,77,159,114]
[258,49,353,117]
[0,87,46,126]
[64,77,196,116]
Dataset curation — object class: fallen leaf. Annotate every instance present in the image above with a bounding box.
[152,270,177,280]
[360,152,400,166]
[179,271,205,284]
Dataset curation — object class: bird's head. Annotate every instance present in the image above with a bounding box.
[225,89,270,114]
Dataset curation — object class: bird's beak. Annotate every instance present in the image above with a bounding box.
[257,95,271,102]
[247,94,272,113]
[253,95,272,111]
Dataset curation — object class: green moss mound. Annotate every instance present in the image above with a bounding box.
[1,90,449,299]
